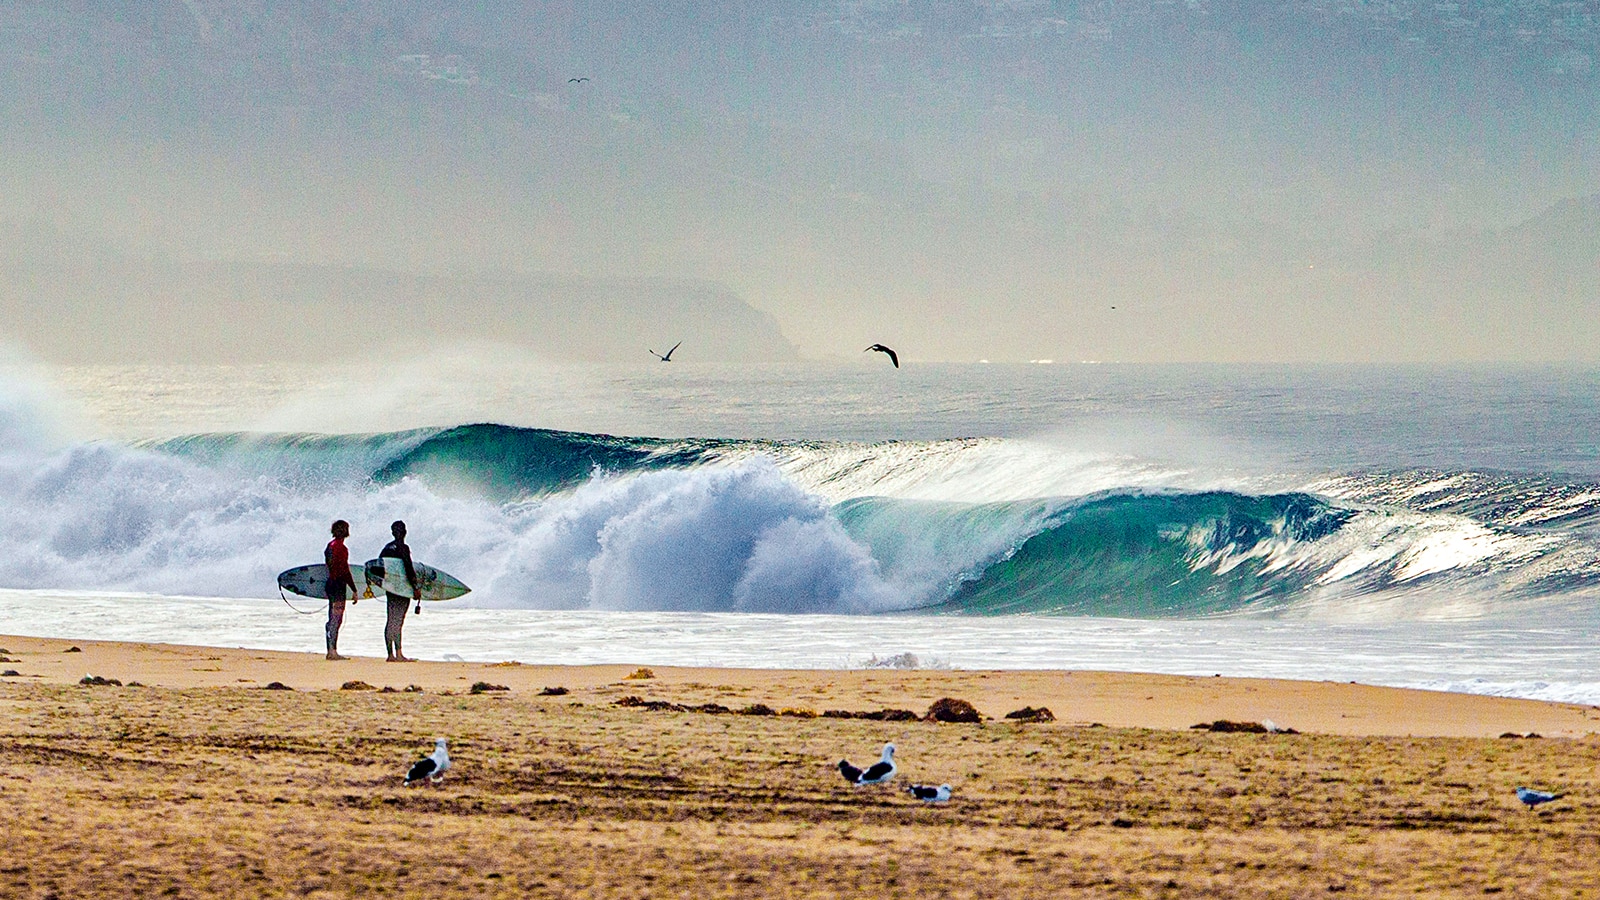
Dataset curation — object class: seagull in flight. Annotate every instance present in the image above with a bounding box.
[838,742,896,785]
[649,341,682,362]
[906,783,952,803]
[864,344,899,368]
[405,738,451,787]
[568,77,590,83]
[1517,787,1563,809]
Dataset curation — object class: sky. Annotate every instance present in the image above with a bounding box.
[0,0,1597,364]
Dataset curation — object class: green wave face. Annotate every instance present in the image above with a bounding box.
[923,492,1353,616]
[370,425,710,498]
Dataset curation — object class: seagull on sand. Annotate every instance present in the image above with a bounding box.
[864,344,899,368]
[405,738,451,786]
[650,341,682,362]
[1516,787,1563,809]
[838,742,896,785]
[906,783,952,803]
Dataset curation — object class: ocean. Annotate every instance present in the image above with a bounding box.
[3,360,1598,703]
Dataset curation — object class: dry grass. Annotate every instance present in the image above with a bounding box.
[2,679,1599,898]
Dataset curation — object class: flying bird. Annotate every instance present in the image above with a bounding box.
[649,341,682,362]
[405,738,451,786]
[906,783,952,803]
[1516,787,1563,808]
[864,344,899,368]
[839,742,896,785]
[568,77,590,83]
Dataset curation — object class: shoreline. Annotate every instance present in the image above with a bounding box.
[3,633,1595,738]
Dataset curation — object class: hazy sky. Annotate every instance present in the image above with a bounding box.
[1,1,1597,363]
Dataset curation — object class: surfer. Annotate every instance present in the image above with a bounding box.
[381,520,422,662]
[324,520,356,661]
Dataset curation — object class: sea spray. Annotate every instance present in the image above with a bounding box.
[481,461,899,613]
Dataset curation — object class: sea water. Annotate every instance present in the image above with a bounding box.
[3,360,1598,703]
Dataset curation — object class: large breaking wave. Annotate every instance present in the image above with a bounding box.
[4,414,1600,619]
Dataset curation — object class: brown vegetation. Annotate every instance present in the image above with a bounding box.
[2,678,1600,898]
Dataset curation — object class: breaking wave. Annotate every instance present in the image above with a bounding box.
[0,415,1594,618]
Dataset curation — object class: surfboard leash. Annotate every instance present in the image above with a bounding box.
[278,584,324,615]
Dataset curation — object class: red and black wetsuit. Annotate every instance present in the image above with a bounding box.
[325,537,355,601]
[325,537,355,653]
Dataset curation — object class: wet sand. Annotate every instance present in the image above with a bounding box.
[2,634,1599,898]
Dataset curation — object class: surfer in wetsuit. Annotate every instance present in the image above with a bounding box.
[381,520,422,662]
[324,520,357,660]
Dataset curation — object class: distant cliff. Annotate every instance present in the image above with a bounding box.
[0,246,799,364]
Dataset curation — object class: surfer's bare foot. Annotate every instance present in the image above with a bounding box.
[388,656,413,662]
[326,652,348,660]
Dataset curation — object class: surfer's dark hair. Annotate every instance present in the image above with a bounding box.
[391,520,406,536]
[331,519,349,536]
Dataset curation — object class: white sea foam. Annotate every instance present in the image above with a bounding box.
[2,590,1597,706]
[479,462,900,613]
[0,376,912,611]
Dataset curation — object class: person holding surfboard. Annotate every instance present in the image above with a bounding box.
[324,520,357,661]
[380,520,422,662]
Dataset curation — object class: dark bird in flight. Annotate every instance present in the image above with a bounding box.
[568,77,590,83]
[649,341,682,362]
[864,344,899,368]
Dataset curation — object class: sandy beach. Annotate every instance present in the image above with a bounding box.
[3,634,1600,898]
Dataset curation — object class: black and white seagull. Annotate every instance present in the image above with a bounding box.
[405,738,451,786]
[1516,786,1563,809]
[838,742,896,785]
[864,344,899,368]
[568,77,590,83]
[906,783,952,803]
[649,341,682,362]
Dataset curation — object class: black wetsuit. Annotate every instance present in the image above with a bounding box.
[380,538,419,657]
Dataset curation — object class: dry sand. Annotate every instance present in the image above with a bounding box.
[3,634,1599,898]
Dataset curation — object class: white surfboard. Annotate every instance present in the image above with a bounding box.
[276,563,373,601]
[363,557,471,602]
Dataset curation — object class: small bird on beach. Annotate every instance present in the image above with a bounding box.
[864,344,899,368]
[838,742,896,785]
[1516,787,1563,809]
[649,341,682,362]
[405,738,451,786]
[906,783,952,803]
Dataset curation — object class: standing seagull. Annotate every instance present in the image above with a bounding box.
[839,742,896,785]
[1516,787,1563,809]
[649,341,682,362]
[864,344,899,368]
[906,783,952,803]
[405,738,451,786]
